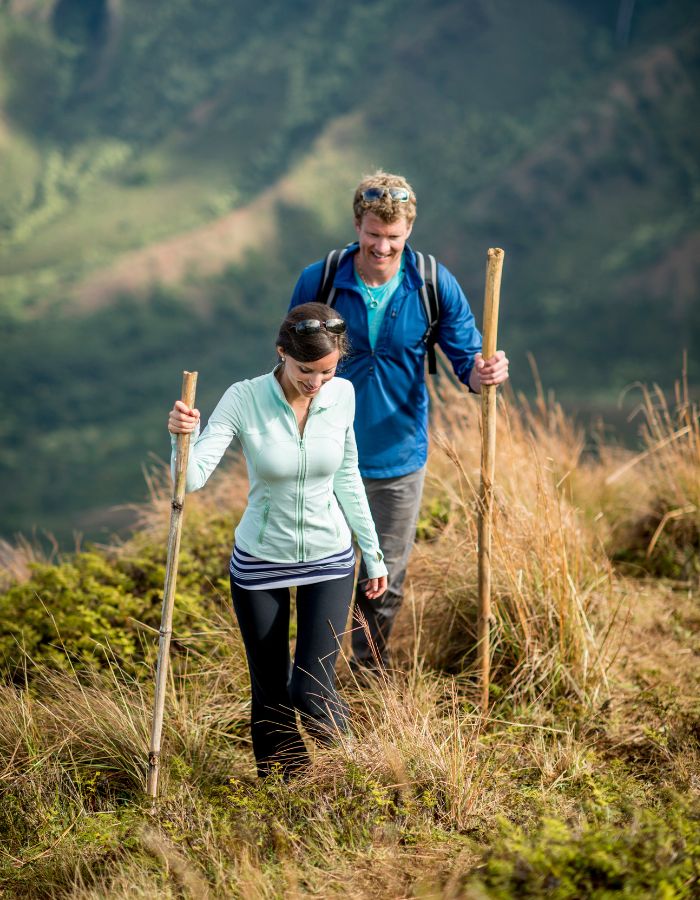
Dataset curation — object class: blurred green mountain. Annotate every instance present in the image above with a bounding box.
[0,0,698,541]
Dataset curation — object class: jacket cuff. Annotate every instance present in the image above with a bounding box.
[363,550,388,580]
[170,423,200,447]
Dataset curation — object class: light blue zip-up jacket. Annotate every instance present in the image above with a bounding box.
[171,370,387,579]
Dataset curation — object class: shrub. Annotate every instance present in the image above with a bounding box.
[467,802,700,898]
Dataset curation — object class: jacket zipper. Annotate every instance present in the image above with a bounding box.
[296,436,307,560]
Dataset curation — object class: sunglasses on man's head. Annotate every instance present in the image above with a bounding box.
[361,187,411,203]
[293,318,347,335]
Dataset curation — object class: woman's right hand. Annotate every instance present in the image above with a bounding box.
[168,400,201,434]
[362,575,388,600]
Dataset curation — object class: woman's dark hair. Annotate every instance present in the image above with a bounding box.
[276,302,350,363]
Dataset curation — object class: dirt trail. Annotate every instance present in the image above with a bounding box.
[71,113,364,310]
[72,185,281,309]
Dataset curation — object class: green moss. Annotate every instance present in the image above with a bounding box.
[468,798,700,898]
[217,762,406,855]
[0,798,143,899]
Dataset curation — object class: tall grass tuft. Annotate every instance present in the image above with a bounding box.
[397,375,615,704]
[603,363,699,579]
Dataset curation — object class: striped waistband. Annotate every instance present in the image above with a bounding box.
[229,544,356,590]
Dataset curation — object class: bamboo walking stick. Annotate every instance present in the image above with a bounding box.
[477,248,504,711]
[147,370,198,800]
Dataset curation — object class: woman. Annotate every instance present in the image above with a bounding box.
[168,302,388,777]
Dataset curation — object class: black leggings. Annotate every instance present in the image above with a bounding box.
[230,571,354,777]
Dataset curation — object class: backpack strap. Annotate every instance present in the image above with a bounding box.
[318,246,441,375]
[415,250,440,375]
[317,246,351,308]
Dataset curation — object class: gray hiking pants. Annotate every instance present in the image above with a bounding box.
[352,466,426,668]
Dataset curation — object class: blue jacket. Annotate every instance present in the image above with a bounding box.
[289,243,482,478]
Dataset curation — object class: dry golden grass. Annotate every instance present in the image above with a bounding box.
[557,360,699,580]
[397,376,616,706]
[1,376,699,897]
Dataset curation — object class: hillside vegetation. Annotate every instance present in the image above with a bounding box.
[0,0,698,539]
[0,374,698,897]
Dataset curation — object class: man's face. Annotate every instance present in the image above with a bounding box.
[354,211,413,284]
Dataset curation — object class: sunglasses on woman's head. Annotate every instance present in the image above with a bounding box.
[293,318,347,335]
[361,187,411,202]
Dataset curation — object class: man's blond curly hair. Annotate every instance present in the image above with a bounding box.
[353,170,417,226]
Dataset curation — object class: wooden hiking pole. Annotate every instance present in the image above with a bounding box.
[147,370,198,800]
[477,248,504,711]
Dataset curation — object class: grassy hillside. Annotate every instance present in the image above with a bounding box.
[0,376,698,897]
[0,0,698,539]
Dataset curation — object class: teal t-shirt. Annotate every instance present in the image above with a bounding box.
[354,256,405,349]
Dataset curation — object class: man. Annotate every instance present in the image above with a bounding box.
[289,170,509,670]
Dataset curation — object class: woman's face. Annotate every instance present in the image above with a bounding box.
[277,348,340,401]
